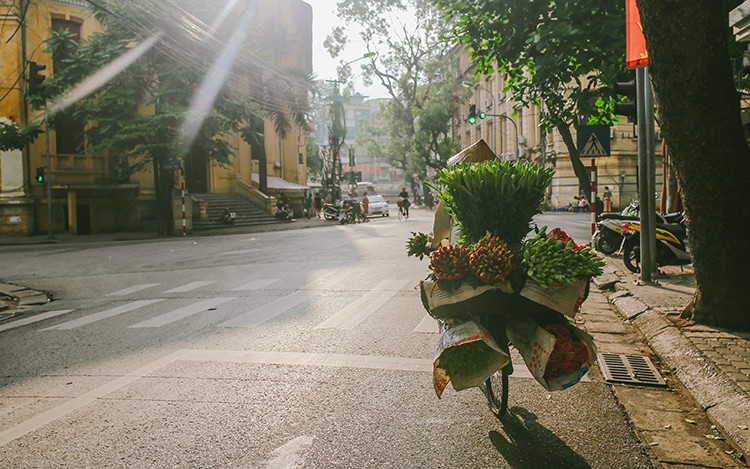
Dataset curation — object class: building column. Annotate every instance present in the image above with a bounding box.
[67,190,77,235]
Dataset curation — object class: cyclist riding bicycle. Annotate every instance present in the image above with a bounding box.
[397,187,411,218]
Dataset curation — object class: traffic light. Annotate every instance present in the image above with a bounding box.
[348,147,355,167]
[35,167,45,183]
[28,61,47,95]
[613,79,637,123]
[467,104,477,124]
[479,110,486,119]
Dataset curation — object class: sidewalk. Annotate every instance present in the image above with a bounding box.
[596,261,750,462]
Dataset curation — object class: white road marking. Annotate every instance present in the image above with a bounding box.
[163,281,216,293]
[41,300,164,331]
[0,350,184,447]
[218,290,308,328]
[264,435,314,469]
[314,278,410,330]
[413,314,440,333]
[106,283,160,296]
[218,248,261,257]
[128,297,237,328]
[0,348,555,447]
[231,278,279,291]
[0,310,74,333]
[182,349,433,372]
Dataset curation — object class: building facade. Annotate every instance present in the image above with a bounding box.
[0,0,312,236]
[453,46,662,211]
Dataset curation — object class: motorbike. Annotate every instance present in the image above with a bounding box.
[620,213,691,273]
[592,200,682,255]
[592,200,639,254]
[323,203,340,221]
[275,201,295,221]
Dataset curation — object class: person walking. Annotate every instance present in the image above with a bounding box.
[602,186,613,212]
[361,192,370,217]
[305,192,314,219]
[314,192,323,219]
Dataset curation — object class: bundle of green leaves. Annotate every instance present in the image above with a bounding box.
[436,160,554,246]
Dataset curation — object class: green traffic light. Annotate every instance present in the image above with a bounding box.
[468,115,477,124]
[479,111,486,119]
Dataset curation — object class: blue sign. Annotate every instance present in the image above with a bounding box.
[577,125,611,157]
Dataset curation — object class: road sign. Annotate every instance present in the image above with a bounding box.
[577,125,611,157]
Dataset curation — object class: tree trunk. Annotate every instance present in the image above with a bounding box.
[556,123,591,195]
[637,0,750,330]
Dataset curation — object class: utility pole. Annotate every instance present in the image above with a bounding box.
[326,79,345,203]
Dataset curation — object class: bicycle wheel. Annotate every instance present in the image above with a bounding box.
[484,368,509,419]
[398,206,403,221]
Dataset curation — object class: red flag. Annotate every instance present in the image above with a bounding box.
[626,0,648,69]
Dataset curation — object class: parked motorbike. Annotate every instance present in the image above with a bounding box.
[322,203,339,221]
[592,200,682,255]
[620,213,691,273]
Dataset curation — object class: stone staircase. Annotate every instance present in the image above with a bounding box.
[191,192,287,231]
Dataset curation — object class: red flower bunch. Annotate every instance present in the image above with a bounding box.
[548,228,587,251]
[543,324,589,380]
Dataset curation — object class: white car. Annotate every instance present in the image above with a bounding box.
[366,194,389,217]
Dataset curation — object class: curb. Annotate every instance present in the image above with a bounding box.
[606,279,750,461]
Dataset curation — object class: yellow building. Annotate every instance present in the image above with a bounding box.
[0,0,311,236]
[453,45,662,212]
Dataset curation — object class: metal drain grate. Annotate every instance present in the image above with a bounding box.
[597,353,667,387]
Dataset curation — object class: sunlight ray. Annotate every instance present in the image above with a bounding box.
[47,33,163,117]
[176,6,255,157]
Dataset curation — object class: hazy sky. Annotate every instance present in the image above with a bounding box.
[303,0,388,99]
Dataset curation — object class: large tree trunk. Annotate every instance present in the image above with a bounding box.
[637,0,750,330]
[557,123,591,195]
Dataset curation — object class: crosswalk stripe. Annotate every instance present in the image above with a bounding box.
[231,278,279,291]
[218,290,308,328]
[128,297,237,328]
[41,300,163,331]
[0,310,75,333]
[413,314,440,333]
[314,278,410,330]
[106,283,160,296]
[163,281,216,293]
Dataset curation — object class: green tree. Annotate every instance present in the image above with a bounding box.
[432,0,626,194]
[325,0,462,176]
[42,1,310,235]
[636,0,750,330]
[0,120,39,152]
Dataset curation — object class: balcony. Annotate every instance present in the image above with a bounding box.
[50,153,108,186]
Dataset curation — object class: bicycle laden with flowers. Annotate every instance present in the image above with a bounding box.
[406,140,606,419]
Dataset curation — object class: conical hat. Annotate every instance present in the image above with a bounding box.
[447,139,497,166]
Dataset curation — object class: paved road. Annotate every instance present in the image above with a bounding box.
[0,210,652,467]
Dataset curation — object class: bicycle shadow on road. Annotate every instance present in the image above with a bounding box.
[488,407,590,468]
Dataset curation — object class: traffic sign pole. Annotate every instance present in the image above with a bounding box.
[591,158,597,235]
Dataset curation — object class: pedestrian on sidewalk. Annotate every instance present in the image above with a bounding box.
[314,192,323,219]
[305,192,314,219]
[602,186,612,212]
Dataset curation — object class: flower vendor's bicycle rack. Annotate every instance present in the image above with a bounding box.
[423,276,593,421]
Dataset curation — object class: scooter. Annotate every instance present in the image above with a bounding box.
[620,214,691,273]
[322,203,339,221]
[592,200,682,255]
